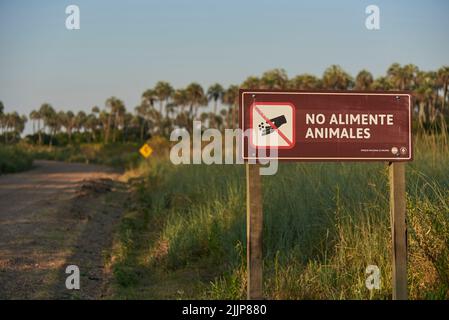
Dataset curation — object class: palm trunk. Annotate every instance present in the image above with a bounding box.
[140,123,144,141]
[123,120,127,143]
[38,120,42,145]
[113,114,120,143]
[49,128,55,148]
[418,102,425,128]
[430,99,437,123]
[443,82,448,111]
[189,104,193,120]
[233,104,238,129]
[165,99,169,119]
[105,114,112,144]
[213,100,218,128]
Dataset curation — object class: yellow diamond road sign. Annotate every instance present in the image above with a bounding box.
[139,144,153,158]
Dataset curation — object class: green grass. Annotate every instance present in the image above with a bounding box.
[108,134,449,299]
[0,145,34,174]
[25,143,142,169]
[20,136,171,170]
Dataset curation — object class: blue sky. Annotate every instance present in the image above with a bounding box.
[1,0,448,133]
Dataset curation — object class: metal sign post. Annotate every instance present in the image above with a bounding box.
[389,162,408,300]
[246,163,263,300]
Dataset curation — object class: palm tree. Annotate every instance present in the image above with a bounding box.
[129,114,142,140]
[387,63,418,90]
[135,103,149,141]
[91,106,100,114]
[16,115,27,141]
[29,109,43,144]
[437,66,449,112]
[113,103,126,142]
[75,111,87,133]
[403,64,419,89]
[142,89,156,107]
[99,110,109,142]
[415,71,438,126]
[120,112,134,142]
[289,74,321,90]
[322,65,353,90]
[29,110,37,135]
[173,89,189,115]
[105,97,124,144]
[0,104,3,137]
[85,113,99,142]
[207,83,224,128]
[355,70,374,90]
[154,81,174,117]
[61,111,76,142]
[44,108,59,147]
[219,109,228,130]
[422,71,438,123]
[185,82,206,120]
[39,103,56,145]
[207,83,224,115]
[223,85,239,129]
[2,112,11,143]
[0,102,3,138]
[3,112,26,143]
[372,76,393,91]
[241,76,261,89]
[260,69,288,89]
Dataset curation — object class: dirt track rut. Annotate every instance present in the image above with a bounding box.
[0,160,127,299]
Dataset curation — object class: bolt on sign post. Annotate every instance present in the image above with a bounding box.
[239,90,413,300]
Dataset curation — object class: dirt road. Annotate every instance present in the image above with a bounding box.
[0,160,127,299]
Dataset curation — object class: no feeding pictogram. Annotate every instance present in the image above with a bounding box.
[250,102,295,149]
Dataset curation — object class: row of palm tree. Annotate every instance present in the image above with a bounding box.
[0,101,28,143]
[28,101,136,146]
[1,63,448,145]
[138,81,239,133]
[240,64,449,128]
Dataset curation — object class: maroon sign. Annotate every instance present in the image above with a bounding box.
[239,90,413,161]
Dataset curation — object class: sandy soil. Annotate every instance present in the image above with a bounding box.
[0,160,128,299]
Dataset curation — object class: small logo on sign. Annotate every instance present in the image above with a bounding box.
[400,147,407,155]
[391,147,398,155]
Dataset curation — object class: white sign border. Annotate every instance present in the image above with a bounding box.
[241,91,413,161]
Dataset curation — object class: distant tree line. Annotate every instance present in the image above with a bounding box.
[0,101,28,144]
[0,63,448,146]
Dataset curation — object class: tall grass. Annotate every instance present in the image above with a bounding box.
[113,134,449,299]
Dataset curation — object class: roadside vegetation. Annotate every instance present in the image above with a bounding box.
[1,63,448,298]
[109,133,449,299]
[0,145,33,174]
